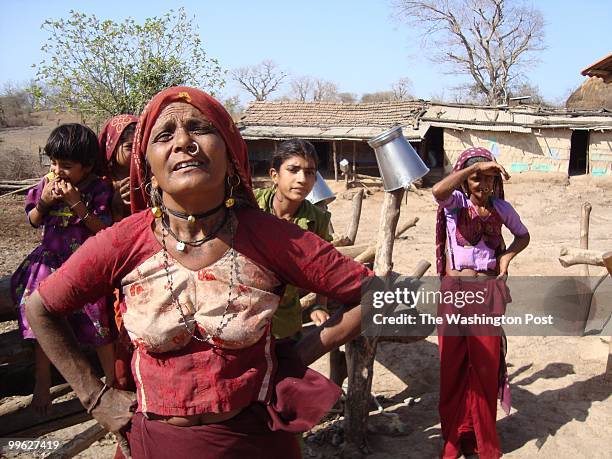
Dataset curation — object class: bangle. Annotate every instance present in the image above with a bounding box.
[70,200,83,210]
[86,383,110,414]
[80,211,91,221]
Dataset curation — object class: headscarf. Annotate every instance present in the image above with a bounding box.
[99,114,139,162]
[435,147,504,275]
[130,87,255,213]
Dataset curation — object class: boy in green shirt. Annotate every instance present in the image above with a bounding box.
[255,139,333,339]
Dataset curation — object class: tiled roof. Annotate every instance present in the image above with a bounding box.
[239,100,429,128]
[423,103,612,130]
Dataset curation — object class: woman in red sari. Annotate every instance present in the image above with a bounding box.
[433,147,530,458]
[98,114,138,222]
[26,87,372,458]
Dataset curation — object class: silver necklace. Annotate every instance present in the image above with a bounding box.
[160,210,239,346]
[161,208,229,252]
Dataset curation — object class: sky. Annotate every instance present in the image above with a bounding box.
[0,0,610,105]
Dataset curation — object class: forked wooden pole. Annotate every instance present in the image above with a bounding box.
[344,189,404,457]
[603,251,612,380]
[580,202,592,277]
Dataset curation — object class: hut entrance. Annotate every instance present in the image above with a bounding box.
[569,130,589,175]
[423,127,445,169]
[422,126,445,186]
[311,141,331,173]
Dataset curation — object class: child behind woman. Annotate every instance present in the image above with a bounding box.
[98,114,138,391]
[98,114,138,222]
[255,139,332,339]
[10,123,116,414]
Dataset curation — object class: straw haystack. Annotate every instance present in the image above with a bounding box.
[566,77,612,111]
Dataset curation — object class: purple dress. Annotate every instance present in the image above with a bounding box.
[10,176,115,346]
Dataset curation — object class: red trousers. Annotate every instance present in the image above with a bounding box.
[438,335,502,459]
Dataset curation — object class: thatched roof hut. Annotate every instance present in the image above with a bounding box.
[566,77,612,111]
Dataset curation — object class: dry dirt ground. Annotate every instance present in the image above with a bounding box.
[1,155,611,457]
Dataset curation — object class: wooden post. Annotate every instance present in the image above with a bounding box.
[46,423,107,459]
[603,251,612,380]
[0,384,72,417]
[0,396,87,437]
[344,189,404,457]
[580,202,592,277]
[333,141,338,182]
[345,189,364,244]
[0,275,17,322]
[558,247,605,268]
[0,329,33,365]
[352,141,357,178]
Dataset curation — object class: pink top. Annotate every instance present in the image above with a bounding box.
[38,207,373,416]
[436,191,528,272]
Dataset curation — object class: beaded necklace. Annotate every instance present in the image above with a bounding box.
[165,201,225,224]
[159,209,239,347]
[161,207,229,251]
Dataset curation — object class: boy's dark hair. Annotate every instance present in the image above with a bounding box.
[44,123,100,168]
[271,139,319,171]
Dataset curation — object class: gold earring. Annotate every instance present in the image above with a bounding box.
[150,185,163,217]
[225,175,241,208]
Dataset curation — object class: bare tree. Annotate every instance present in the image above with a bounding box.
[394,0,544,105]
[312,79,339,101]
[289,76,339,101]
[508,81,548,106]
[338,92,358,103]
[231,60,287,101]
[361,91,395,103]
[290,76,314,101]
[222,95,244,120]
[392,77,414,100]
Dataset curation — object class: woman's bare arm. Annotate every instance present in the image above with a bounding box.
[26,291,136,434]
[432,162,510,201]
[295,304,361,366]
[498,232,530,277]
[26,291,104,406]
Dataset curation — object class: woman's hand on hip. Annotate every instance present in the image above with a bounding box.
[90,387,137,433]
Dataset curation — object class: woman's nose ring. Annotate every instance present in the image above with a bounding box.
[186,142,199,156]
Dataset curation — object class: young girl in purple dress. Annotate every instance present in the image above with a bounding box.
[11,124,116,414]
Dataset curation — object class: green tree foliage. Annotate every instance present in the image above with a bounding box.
[33,9,225,123]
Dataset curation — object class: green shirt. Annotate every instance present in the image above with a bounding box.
[255,187,332,339]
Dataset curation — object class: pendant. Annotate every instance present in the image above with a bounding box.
[176,241,186,252]
[151,206,162,218]
[187,215,196,224]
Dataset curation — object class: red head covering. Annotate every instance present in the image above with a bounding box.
[435,147,504,275]
[129,86,255,213]
[99,114,139,162]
